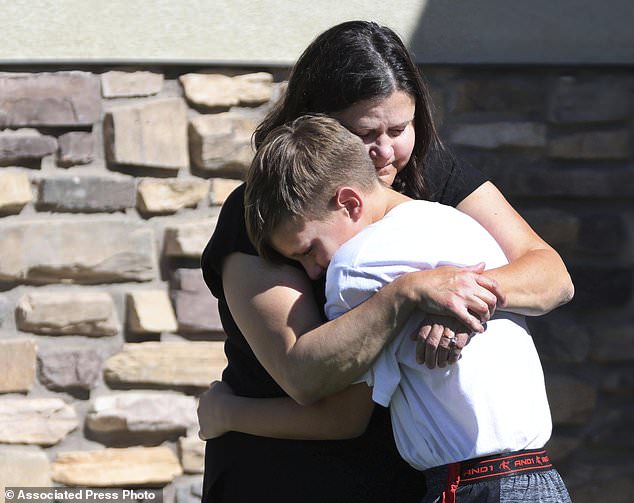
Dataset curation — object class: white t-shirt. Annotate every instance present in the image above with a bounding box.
[325,200,552,471]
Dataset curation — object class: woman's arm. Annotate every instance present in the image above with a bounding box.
[223,252,500,405]
[457,181,574,315]
[198,381,374,440]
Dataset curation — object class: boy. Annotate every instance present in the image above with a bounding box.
[217,115,570,502]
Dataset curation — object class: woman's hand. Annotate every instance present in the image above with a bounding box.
[401,262,505,333]
[412,314,475,369]
[197,380,235,440]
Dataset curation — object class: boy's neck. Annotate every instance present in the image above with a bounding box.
[366,184,412,225]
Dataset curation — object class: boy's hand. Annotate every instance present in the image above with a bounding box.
[406,263,504,334]
[197,380,235,440]
[412,315,475,369]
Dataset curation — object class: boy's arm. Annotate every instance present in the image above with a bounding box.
[198,381,375,441]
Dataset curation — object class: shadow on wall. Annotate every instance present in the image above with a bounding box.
[407,0,634,64]
[404,3,634,503]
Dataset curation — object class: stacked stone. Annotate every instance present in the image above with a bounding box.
[431,69,634,503]
[0,66,633,502]
[0,69,277,499]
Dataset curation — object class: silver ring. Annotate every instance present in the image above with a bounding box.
[442,334,457,347]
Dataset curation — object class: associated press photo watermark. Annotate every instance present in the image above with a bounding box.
[4,488,162,503]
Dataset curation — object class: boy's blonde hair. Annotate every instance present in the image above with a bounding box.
[245,115,378,262]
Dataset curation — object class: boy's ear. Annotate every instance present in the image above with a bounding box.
[334,187,363,221]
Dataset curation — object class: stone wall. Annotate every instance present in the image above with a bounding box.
[0,66,632,502]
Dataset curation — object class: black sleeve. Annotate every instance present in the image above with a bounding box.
[201,182,304,299]
[425,151,488,207]
[201,183,254,299]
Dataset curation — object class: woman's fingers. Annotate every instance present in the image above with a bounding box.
[417,323,444,369]
[423,325,440,369]
[415,315,475,369]
[435,327,455,368]
[414,325,430,363]
[447,331,470,364]
[416,323,455,369]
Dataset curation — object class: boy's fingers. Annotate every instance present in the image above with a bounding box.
[462,262,486,273]
[457,308,484,334]
[476,275,506,308]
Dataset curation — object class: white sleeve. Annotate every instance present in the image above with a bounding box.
[364,335,403,407]
[324,262,385,320]
[325,261,404,407]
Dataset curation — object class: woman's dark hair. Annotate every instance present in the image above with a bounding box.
[253,20,443,199]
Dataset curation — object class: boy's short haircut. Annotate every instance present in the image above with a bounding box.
[245,114,378,262]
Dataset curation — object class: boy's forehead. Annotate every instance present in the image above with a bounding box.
[270,218,306,258]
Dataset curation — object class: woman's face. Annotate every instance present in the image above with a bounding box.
[334,90,416,187]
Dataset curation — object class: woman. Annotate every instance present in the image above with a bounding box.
[199,21,573,503]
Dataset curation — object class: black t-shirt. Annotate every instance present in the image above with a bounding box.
[200,155,486,503]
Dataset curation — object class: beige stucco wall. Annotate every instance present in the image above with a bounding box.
[1,0,426,64]
[3,0,633,65]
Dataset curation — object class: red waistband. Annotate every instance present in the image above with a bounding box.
[459,449,552,482]
[441,449,553,503]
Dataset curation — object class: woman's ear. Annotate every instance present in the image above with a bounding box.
[334,187,363,221]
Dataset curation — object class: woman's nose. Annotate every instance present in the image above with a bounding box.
[369,135,393,164]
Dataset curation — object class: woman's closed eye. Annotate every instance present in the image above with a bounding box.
[388,127,406,137]
[351,125,407,141]
[352,130,373,141]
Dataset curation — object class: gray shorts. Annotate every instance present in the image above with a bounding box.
[421,450,572,503]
